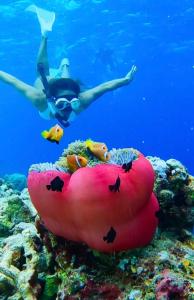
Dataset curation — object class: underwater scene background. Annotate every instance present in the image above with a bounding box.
[0,1,194,299]
[0,0,194,175]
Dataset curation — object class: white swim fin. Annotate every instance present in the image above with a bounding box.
[26,5,55,37]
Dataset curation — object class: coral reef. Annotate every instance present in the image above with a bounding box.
[155,269,191,299]
[0,179,35,238]
[0,141,193,299]
[148,156,194,235]
[0,181,50,299]
[3,173,27,191]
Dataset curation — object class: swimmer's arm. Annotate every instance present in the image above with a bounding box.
[79,65,137,108]
[0,70,46,108]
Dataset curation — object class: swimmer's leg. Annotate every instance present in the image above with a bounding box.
[34,36,50,90]
[37,36,49,76]
[58,58,71,78]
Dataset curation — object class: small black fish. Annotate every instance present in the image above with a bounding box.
[109,176,120,192]
[103,226,116,243]
[122,161,133,172]
[46,176,64,192]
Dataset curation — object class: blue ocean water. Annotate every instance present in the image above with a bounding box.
[0,0,193,176]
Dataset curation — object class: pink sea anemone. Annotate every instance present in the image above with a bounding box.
[28,151,159,252]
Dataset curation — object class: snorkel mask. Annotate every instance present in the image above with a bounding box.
[55,95,81,111]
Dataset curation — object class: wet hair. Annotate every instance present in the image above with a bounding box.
[48,78,81,97]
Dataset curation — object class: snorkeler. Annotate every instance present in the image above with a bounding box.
[0,5,137,128]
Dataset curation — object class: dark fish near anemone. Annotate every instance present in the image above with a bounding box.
[103,226,117,243]
[46,176,64,192]
[122,161,133,172]
[109,176,120,192]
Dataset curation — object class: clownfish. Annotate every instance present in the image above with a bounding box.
[85,139,110,162]
[66,155,88,172]
[41,124,64,144]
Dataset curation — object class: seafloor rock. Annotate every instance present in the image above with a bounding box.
[0,141,193,299]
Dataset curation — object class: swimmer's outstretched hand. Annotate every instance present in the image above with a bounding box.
[125,65,137,82]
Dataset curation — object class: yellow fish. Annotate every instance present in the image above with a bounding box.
[67,154,88,172]
[41,124,64,144]
[85,139,110,162]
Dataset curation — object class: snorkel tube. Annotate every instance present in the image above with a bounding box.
[37,63,52,99]
[37,62,71,128]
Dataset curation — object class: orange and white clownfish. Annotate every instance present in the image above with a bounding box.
[66,154,88,172]
[85,139,110,162]
[41,124,64,144]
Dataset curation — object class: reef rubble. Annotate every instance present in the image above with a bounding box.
[0,141,193,299]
